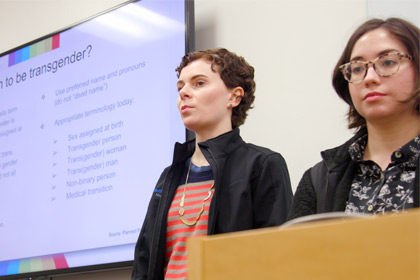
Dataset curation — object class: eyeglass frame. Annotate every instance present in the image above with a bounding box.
[339,51,413,83]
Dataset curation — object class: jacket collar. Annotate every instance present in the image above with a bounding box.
[172,128,244,164]
[198,127,244,159]
[321,127,367,171]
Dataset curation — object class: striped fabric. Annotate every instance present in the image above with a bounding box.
[164,162,214,280]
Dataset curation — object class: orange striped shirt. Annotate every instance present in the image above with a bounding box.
[164,168,214,280]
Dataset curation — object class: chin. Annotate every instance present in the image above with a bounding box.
[364,111,400,124]
[358,105,393,119]
[182,121,197,132]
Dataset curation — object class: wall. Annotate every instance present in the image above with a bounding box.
[194,0,364,189]
[0,0,418,279]
[193,0,419,190]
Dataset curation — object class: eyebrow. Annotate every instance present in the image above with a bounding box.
[350,49,400,61]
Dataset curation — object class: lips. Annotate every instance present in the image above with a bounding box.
[181,105,192,112]
[364,92,386,102]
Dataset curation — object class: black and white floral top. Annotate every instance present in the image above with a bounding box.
[345,134,420,214]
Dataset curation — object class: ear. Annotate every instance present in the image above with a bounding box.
[228,87,244,108]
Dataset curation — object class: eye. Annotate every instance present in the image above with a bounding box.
[351,64,364,74]
[381,59,397,68]
[196,80,205,87]
[191,80,206,89]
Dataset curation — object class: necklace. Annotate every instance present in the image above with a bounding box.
[178,159,214,226]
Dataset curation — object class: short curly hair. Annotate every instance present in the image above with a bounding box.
[176,48,256,128]
[332,18,420,130]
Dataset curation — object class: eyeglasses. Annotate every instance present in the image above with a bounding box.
[339,52,413,83]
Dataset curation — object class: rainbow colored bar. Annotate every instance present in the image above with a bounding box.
[8,34,60,67]
[0,253,68,276]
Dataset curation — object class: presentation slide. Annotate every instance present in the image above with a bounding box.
[0,0,186,276]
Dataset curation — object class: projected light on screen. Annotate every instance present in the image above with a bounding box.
[0,0,194,278]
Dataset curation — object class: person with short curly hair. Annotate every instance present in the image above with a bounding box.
[132,48,292,280]
[176,48,256,128]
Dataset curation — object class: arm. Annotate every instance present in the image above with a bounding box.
[286,168,317,221]
[252,153,293,227]
[131,219,151,280]
[131,169,168,280]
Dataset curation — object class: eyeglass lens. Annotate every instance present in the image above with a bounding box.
[344,53,402,83]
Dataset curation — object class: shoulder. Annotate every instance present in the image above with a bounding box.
[243,142,277,154]
[159,165,172,179]
[321,127,367,168]
[241,142,285,158]
[287,167,316,220]
[235,142,288,169]
[154,162,180,190]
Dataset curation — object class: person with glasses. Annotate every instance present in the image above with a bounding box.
[132,48,293,280]
[287,18,419,220]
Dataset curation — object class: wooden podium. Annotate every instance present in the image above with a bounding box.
[187,209,419,280]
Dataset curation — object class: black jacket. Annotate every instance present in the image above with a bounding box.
[132,128,293,280]
[287,127,419,221]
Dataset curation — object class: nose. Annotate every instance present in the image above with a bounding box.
[363,63,381,86]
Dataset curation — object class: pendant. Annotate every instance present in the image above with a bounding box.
[180,215,199,226]
[180,206,205,226]
[203,190,212,201]
[178,181,214,226]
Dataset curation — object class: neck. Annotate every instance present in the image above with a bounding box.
[191,145,209,167]
[364,116,420,170]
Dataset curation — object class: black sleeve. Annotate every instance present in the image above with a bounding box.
[131,169,168,280]
[252,153,293,227]
[286,168,317,221]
